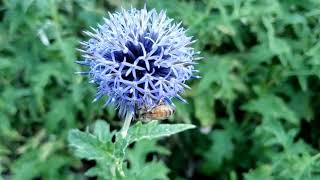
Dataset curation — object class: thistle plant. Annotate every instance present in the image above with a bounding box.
[69,5,198,179]
[76,6,199,135]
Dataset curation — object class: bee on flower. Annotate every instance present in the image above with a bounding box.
[76,6,200,122]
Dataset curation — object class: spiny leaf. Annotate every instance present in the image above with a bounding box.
[68,120,193,179]
[93,120,113,142]
[126,140,170,180]
[242,95,299,124]
[67,128,113,160]
[128,120,196,143]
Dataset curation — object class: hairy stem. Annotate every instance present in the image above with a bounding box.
[121,111,133,137]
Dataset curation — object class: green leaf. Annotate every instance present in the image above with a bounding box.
[242,95,299,124]
[93,120,113,142]
[196,56,246,100]
[128,121,196,143]
[258,119,295,150]
[68,120,193,179]
[244,165,273,180]
[11,151,41,180]
[113,121,195,159]
[126,140,170,180]
[67,128,113,160]
[194,90,215,127]
[22,0,35,12]
[202,129,234,173]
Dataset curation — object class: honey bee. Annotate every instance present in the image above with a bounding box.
[136,100,176,121]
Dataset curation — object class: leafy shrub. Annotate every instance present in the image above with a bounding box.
[1,0,320,179]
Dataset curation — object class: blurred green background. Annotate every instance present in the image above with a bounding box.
[2,0,320,179]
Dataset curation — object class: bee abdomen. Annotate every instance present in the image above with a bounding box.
[136,101,176,121]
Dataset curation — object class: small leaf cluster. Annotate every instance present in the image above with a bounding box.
[68,120,194,179]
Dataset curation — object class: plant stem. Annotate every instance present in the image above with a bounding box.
[121,111,133,137]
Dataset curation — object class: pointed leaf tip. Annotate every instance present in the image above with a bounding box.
[127,121,196,143]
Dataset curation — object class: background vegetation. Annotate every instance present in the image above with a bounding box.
[1,0,320,179]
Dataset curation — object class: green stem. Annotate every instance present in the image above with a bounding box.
[121,111,133,137]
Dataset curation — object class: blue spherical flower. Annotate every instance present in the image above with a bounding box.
[76,7,200,118]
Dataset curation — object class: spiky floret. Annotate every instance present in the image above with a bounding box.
[76,7,200,118]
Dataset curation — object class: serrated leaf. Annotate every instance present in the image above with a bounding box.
[197,57,246,100]
[202,129,234,173]
[128,121,196,143]
[67,129,113,160]
[93,120,112,142]
[132,161,169,180]
[68,120,189,179]
[242,95,299,124]
[260,119,294,149]
[126,140,170,180]
[85,162,113,179]
[244,165,273,180]
[45,99,75,132]
[127,140,170,170]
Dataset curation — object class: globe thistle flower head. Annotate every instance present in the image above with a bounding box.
[77,6,200,119]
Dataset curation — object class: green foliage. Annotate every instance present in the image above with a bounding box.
[68,120,193,179]
[150,0,320,179]
[2,0,320,179]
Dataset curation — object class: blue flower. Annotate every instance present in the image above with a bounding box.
[76,7,200,118]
